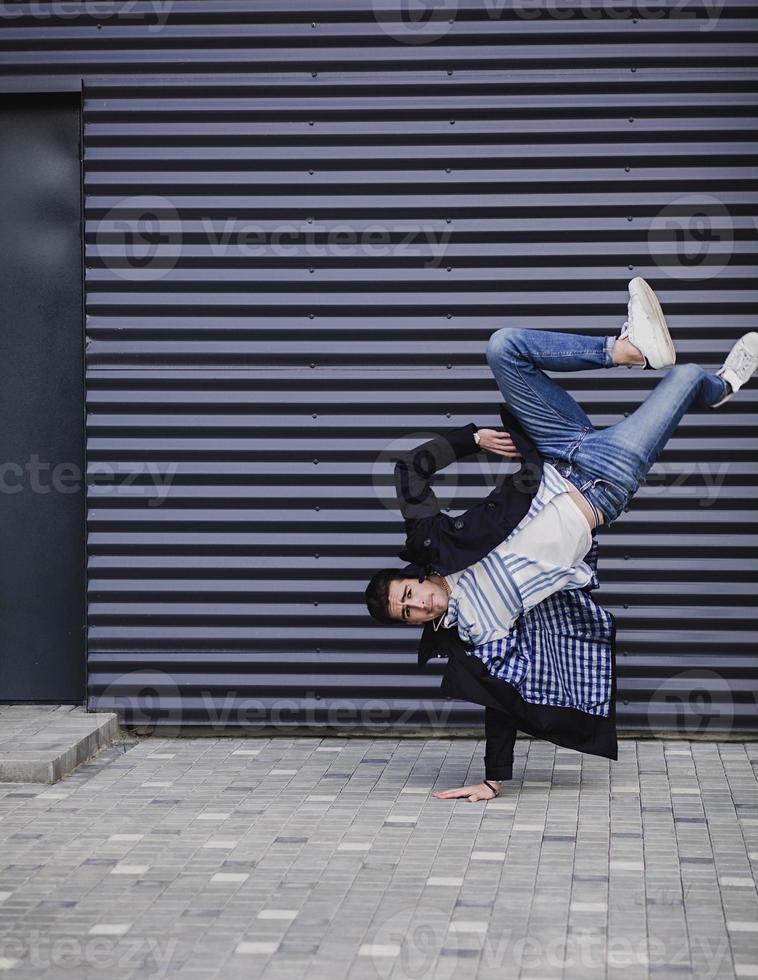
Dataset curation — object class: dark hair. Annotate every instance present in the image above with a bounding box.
[364,568,414,625]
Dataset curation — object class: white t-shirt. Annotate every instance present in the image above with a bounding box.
[441,463,594,646]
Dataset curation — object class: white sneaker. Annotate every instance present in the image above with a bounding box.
[617,277,676,370]
[709,332,758,408]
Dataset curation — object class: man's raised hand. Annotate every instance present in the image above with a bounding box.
[476,428,522,458]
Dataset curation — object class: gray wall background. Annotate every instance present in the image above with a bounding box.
[1,0,756,734]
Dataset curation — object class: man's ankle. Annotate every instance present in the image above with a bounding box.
[612,337,645,367]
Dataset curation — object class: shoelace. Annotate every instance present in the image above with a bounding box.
[724,340,757,378]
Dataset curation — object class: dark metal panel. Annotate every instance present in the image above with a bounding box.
[2,2,757,734]
[0,93,86,701]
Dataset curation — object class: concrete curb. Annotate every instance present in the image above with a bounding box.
[0,707,120,784]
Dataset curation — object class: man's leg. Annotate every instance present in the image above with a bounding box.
[569,363,729,525]
[485,326,617,460]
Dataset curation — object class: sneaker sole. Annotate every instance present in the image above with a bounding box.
[629,277,676,369]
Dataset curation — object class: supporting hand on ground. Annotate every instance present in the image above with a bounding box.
[433,781,501,802]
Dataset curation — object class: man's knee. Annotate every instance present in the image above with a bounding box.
[671,362,705,382]
[486,326,524,365]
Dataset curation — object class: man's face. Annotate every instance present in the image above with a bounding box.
[387,576,449,626]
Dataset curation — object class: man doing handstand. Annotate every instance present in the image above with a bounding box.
[365,278,758,802]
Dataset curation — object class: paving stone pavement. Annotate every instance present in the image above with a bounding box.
[0,735,756,979]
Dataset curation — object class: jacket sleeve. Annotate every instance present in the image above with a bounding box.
[483,706,516,781]
[393,423,479,523]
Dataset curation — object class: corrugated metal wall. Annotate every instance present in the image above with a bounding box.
[2,1,757,733]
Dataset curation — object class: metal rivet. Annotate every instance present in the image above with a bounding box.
[312,413,317,418]
[315,506,320,511]
[313,459,318,464]
[628,117,634,122]
[624,167,630,172]
[627,216,633,221]
[449,120,455,125]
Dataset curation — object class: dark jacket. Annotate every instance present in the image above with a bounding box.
[393,405,618,782]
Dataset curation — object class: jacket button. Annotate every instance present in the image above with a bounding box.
[454,519,464,530]
[423,538,431,547]
[486,501,495,511]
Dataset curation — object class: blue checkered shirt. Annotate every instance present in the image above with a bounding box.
[441,465,614,718]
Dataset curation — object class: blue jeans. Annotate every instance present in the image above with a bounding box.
[485,327,728,527]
